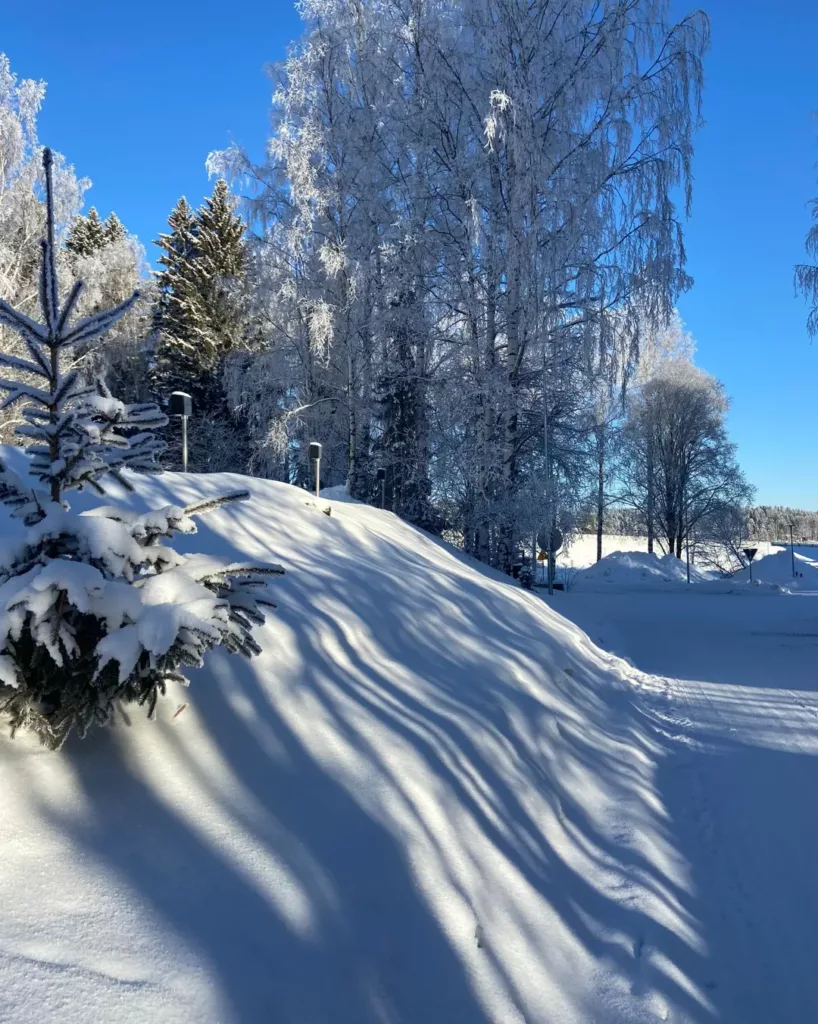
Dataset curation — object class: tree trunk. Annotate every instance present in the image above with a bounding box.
[646,425,655,554]
[498,258,521,574]
[476,167,501,567]
[596,425,605,562]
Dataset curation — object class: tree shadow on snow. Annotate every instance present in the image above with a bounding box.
[26,480,729,1021]
[648,685,818,1024]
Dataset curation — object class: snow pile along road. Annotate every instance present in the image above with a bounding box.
[733,547,818,589]
[572,549,712,589]
[0,465,713,1024]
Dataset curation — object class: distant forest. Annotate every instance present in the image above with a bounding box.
[591,507,818,543]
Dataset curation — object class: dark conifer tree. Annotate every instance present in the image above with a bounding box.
[151,183,255,470]
[65,207,107,258]
[375,288,435,529]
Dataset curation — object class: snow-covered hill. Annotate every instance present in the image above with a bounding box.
[0,468,719,1022]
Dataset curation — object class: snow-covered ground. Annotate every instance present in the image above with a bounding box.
[560,532,786,571]
[1,466,817,1022]
[732,547,818,589]
[548,585,818,1023]
[571,550,712,589]
[562,541,818,597]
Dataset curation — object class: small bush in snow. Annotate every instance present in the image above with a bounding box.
[518,565,534,590]
[0,150,282,748]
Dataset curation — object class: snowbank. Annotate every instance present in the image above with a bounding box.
[560,532,780,571]
[571,549,791,595]
[572,550,712,589]
[0,460,713,1023]
[733,548,818,589]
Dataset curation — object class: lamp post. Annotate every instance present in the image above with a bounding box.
[308,442,322,498]
[169,391,192,473]
[789,523,796,577]
[376,467,386,509]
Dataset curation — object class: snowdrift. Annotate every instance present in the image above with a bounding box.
[0,464,710,1023]
[572,550,711,589]
[572,550,790,595]
[733,548,818,589]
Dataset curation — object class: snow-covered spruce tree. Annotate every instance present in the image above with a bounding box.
[65,206,108,259]
[0,148,282,749]
[152,181,249,403]
[151,196,199,387]
[151,183,255,472]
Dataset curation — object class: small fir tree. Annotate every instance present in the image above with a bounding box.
[0,149,282,749]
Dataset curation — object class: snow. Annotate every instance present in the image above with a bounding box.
[560,532,782,571]
[572,550,712,589]
[567,545,806,595]
[319,484,363,503]
[548,586,818,1022]
[1,461,817,1021]
[733,547,818,589]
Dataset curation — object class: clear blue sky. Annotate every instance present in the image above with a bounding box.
[4,0,818,507]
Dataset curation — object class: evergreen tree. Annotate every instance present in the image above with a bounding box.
[152,182,248,394]
[151,196,202,399]
[65,206,107,258]
[0,149,281,748]
[192,178,248,355]
[375,287,434,529]
[151,182,255,470]
[104,211,126,245]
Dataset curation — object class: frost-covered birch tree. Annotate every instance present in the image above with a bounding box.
[214,0,709,569]
[619,353,753,557]
[796,167,818,336]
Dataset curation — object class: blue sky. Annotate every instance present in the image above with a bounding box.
[3,0,818,507]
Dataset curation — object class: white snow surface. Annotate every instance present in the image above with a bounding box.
[733,547,818,589]
[572,550,712,588]
[570,549,799,596]
[547,585,818,1024]
[560,532,783,572]
[0,461,816,1022]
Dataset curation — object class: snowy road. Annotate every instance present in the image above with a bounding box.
[551,589,818,1023]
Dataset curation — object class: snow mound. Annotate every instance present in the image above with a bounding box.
[733,548,818,589]
[573,549,711,589]
[0,461,710,1023]
[319,484,363,503]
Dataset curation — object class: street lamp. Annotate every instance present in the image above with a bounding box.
[789,523,796,577]
[308,442,322,497]
[169,391,192,472]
